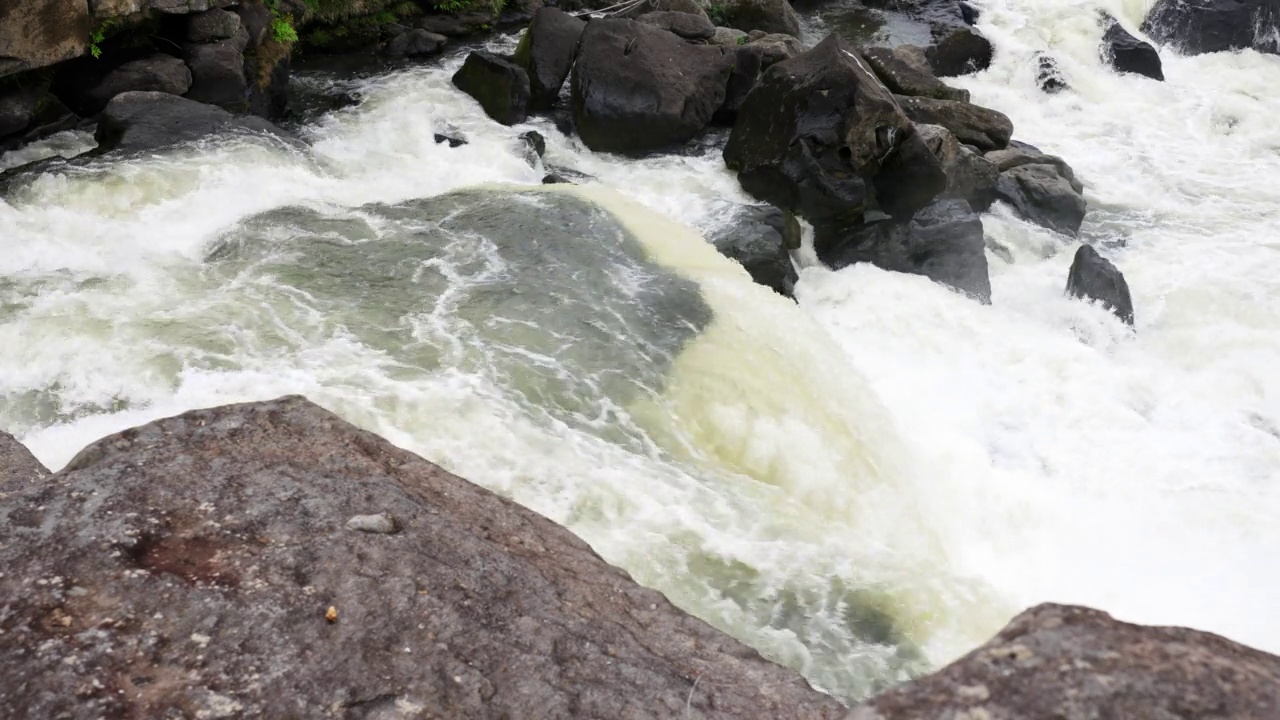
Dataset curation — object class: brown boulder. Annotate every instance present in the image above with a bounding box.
[0,0,90,78]
[850,603,1280,719]
[0,397,847,719]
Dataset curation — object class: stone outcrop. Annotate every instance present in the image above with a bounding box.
[994,162,1087,236]
[95,90,292,154]
[513,7,586,111]
[1142,0,1280,56]
[720,0,802,37]
[452,51,532,126]
[724,34,946,225]
[1101,13,1164,81]
[637,10,716,40]
[0,397,848,719]
[848,603,1280,719]
[918,123,999,210]
[861,46,970,102]
[895,95,1013,151]
[708,205,801,297]
[0,0,91,78]
[0,430,49,487]
[572,19,734,155]
[84,55,194,114]
[1067,244,1135,324]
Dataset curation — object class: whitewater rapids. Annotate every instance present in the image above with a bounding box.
[2,0,1279,704]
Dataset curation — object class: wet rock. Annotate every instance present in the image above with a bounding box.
[742,32,805,67]
[85,55,193,113]
[1067,244,1134,324]
[541,164,594,184]
[185,38,248,107]
[542,173,573,184]
[895,94,1013,151]
[383,29,447,58]
[345,512,400,534]
[994,162,1087,236]
[852,603,1280,718]
[1035,51,1068,93]
[637,11,717,40]
[0,0,90,77]
[710,26,749,46]
[0,430,48,488]
[452,51,531,127]
[714,45,762,124]
[434,132,467,147]
[188,8,241,42]
[720,0,801,37]
[419,10,498,38]
[513,8,586,111]
[234,2,272,48]
[1142,0,1279,56]
[0,85,39,138]
[917,123,998,210]
[0,396,848,719]
[985,140,1083,193]
[520,129,546,166]
[96,91,293,155]
[617,0,710,20]
[815,198,991,302]
[708,205,800,297]
[1101,14,1163,81]
[0,94,78,153]
[926,22,993,76]
[861,46,970,102]
[724,35,946,226]
[571,19,734,155]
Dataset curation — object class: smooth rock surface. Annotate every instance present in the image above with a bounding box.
[1142,0,1280,56]
[895,94,1013,151]
[918,123,998,210]
[994,162,1088,236]
[0,397,848,719]
[637,10,717,40]
[572,19,734,155]
[185,38,248,107]
[708,205,801,297]
[96,90,292,155]
[849,603,1280,719]
[187,8,241,42]
[720,0,802,37]
[1101,14,1164,81]
[452,51,532,126]
[383,29,448,58]
[0,0,90,77]
[1067,244,1135,325]
[0,430,49,488]
[862,46,970,102]
[87,55,194,113]
[513,7,586,111]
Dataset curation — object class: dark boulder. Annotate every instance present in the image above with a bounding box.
[720,0,802,37]
[1035,51,1068,93]
[862,46,970,102]
[1101,14,1164,81]
[985,140,1083,191]
[185,39,248,107]
[0,94,77,154]
[96,91,293,155]
[383,28,447,58]
[708,205,801,297]
[850,604,1280,718]
[513,8,587,111]
[420,10,500,38]
[816,198,991,302]
[638,10,717,39]
[188,8,241,42]
[452,51,532,126]
[918,123,998,210]
[0,429,48,487]
[714,45,762,124]
[235,1,272,48]
[1142,0,1279,56]
[85,55,193,113]
[520,129,546,166]
[710,26,749,46]
[895,94,1012,151]
[994,162,1087,235]
[724,35,946,226]
[617,0,710,19]
[0,0,89,77]
[571,19,734,155]
[435,132,468,147]
[742,32,805,67]
[0,85,39,138]
[1067,244,1134,324]
[927,23,994,76]
[0,397,848,719]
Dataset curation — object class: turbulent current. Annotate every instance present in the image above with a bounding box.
[3,0,1280,705]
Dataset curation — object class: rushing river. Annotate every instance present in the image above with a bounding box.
[3,0,1279,704]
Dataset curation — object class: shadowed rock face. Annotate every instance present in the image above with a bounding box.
[0,397,849,719]
[0,430,48,488]
[848,603,1280,720]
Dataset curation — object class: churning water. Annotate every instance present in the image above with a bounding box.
[3,0,1279,704]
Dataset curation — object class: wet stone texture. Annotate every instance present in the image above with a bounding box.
[0,396,847,720]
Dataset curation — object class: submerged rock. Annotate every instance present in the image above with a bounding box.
[724,35,946,225]
[1066,244,1135,324]
[571,19,734,155]
[451,51,532,126]
[708,205,801,297]
[1035,51,1068,93]
[850,603,1280,718]
[815,198,991,302]
[1101,14,1164,81]
[513,8,586,111]
[895,95,1013,151]
[0,397,847,718]
[95,90,292,155]
[1142,0,1280,56]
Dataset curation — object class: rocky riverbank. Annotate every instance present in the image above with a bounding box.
[4,398,1280,717]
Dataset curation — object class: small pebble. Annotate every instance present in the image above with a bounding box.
[325,606,338,623]
[345,513,398,534]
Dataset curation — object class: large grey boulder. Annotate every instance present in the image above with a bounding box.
[1142,0,1280,56]
[185,36,248,107]
[96,90,293,155]
[1067,244,1134,325]
[187,7,241,42]
[861,46,970,102]
[0,0,90,77]
[86,55,193,113]
[572,19,734,155]
[994,162,1087,236]
[512,7,586,111]
[895,94,1013,151]
[708,206,801,297]
[720,0,802,37]
[0,397,849,719]
[452,51,532,126]
[1101,13,1164,81]
[849,603,1280,719]
[917,123,998,210]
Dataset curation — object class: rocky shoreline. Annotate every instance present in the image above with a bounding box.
[4,398,1280,717]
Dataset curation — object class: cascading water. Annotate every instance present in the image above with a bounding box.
[3,0,1279,706]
